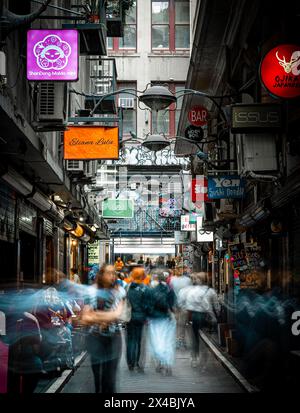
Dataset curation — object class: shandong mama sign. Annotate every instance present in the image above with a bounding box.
[27,30,79,81]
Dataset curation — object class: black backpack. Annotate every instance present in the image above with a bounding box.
[152,284,171,313]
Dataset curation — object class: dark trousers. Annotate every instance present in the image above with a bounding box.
[87,332,122,393]
[126,320,144,368]
[90,357,120,393]
[8,371,40,393]
[191,312,207,358]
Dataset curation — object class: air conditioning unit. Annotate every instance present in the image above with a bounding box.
[91,63,102,78]
[34,82,68,131]
[236,133,278,173]
[66,160,84,172]
[118,97,135,109]
[84,160,97,178]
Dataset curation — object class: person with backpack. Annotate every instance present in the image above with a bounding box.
[147,269,176,376]
[126,267,151,372]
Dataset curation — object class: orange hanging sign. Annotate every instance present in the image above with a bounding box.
[64,126,119,160]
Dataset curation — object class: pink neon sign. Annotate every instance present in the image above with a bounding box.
[27,30,79,81]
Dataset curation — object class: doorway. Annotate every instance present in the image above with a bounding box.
[19,231,37,283]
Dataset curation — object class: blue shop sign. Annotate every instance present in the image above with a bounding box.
[208,176,245,199]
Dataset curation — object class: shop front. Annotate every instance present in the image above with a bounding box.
[0,181,16,285]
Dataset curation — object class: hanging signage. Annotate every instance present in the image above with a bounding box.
[208,176,245,199]
[174,137,199,157]
[102,199,134,219]
[229,244,248,271]
[197,230,214,243]
[181,214,197,231]
[64,126,119,160]
[27,30,79,81]
[191,176,208,202]
[197,216,203,230]
[88,241,100,265]
[260,44,300,99]
[188,105,209,126]
[88,240,100,282]
[184,125,204,141]
[231,104,282,133]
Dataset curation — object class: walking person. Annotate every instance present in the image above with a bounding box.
[70,268,81,284]
[137,256,144,265]
[148,269,176,376]
[170,268,192,349]
[126,267,151,372]
[114,257,124,272]
[81,264,123,393]
[178,272,220,368]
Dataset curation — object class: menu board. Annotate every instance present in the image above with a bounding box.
[229,243,263,290]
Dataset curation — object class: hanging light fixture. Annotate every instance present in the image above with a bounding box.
[139,85,177,110]
[142,133,170,152]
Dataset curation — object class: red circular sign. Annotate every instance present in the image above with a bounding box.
[260,44,300,99]
[188,105,209,126]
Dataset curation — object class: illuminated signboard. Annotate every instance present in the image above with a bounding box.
[260,44,300,99]
[231,104,282,133]
[197,230,214,243]
[27,30,79,81]
[102,199,134,219]
[181,214,197,231]
[64,126,119,160]
[208,176,245,199]
[191,176,208,202]
[188,105,209,126]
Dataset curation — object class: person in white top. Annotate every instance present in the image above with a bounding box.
[169,271,192,349]
[178,272,220,368]
[70,268,81,284]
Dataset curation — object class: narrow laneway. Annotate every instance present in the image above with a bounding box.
[61,333,244,393]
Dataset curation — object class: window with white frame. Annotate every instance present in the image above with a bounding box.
[117,82,137,137]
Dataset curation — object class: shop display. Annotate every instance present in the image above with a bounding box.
[228,243,265,290]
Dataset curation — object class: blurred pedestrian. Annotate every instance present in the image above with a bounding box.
[178,272,220,368]
[148,270,176,376]
[137,256,144,265]
[70,268,81,284]
[6,290,43,394]
[114,257,124,272]
[170,268,192,349]
[81,264,123,393]
[126,268,151,372]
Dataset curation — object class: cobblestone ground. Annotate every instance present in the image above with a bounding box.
[61,329,244,393]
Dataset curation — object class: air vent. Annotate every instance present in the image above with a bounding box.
[66,160,84,172]
[118,97,135,109]
[39,83,55,116]
[36,82,67,126]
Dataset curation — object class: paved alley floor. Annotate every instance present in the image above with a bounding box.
[61,332,244,393]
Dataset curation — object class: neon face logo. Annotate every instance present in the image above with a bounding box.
[33,35,71,70]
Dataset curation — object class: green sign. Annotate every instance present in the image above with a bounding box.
[102,199,134,219]
[88,241,100,265]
